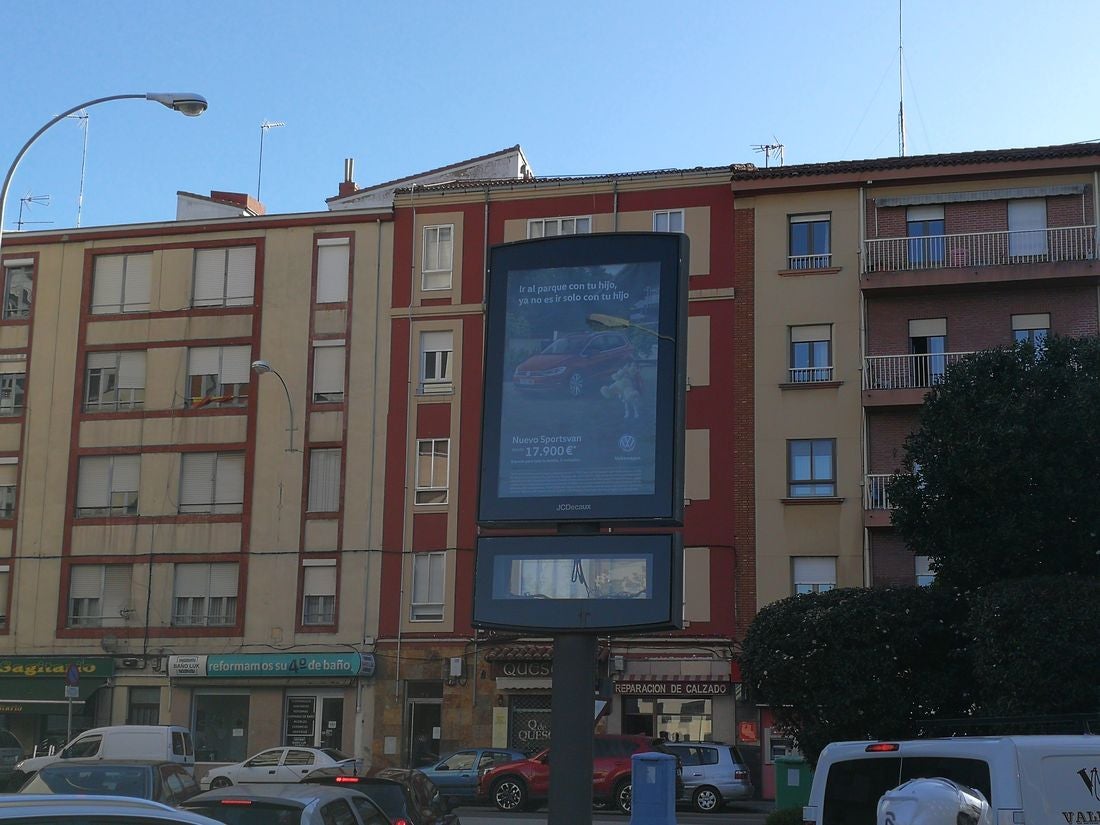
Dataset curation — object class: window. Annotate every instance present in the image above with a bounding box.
[792,556,836,594]
[179,452,245,514]
[0,372,24,416]
[194,692,249,762]
[173,562,238,626]
[312,342,345,403]
[411,552,445,621]
[188,345,250,408]
[302,561,336,625]
[653,210,684,233]
[193,246,256,307]
[67,564,132,627]
[84,351,145,411]
[419,331,453,394]
[91,253,151,314]
[787,439,836,497]
[127,687,161,725]
[308,449,341,512]
[788,214,831,269]
[316,238,350,303]
[422,225,453,291]
[909,318,947,385]
[415,439,449,504]
[1008,198,1048,257]
[1012,313,1049,349]
[0,565,9,624]
[789,325,833,382]
[906,205,946,267]
[915,555,935,587]
[76,455,139,516]
[528,216,592,237]
[2,260,32,319]
[0,462,13,517]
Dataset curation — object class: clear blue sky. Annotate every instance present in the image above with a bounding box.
[2,0,1098,230]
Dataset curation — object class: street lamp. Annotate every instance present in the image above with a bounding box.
[251,360,298,452]
[0,92,208,248]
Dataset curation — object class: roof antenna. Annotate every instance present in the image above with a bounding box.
[66,111,89,227]
[751,139,785,168]
[898,0,906,157]
[257,120,286,201]
[16,193,52,231]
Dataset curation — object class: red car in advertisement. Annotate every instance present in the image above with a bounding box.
[512,331,634,398]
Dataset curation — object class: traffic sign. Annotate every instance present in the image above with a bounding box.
[64,685,78,699]
[65,663,80,687]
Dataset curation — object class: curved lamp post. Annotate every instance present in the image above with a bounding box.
[251,359,298,452]
[0,92,208,249]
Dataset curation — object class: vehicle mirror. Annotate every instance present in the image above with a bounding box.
[436,764,448,771]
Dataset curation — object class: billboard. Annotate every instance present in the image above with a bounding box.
[478,233,688,525]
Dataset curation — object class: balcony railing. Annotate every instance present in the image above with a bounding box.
[788,253,832,270]
[863,351,974,390]
[788,366,835,383]
[863,225,1096,273]
[865,474,895,510]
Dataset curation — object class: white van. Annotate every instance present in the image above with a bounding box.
[14,725,194,778]
[803,735,1100,825]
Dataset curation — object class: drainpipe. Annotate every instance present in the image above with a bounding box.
[612,181,619,231]
[859,185,871,587]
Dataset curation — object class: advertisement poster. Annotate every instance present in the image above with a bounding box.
[498,261,662,501]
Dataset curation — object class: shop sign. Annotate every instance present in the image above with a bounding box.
[614,679,731,696]
[285,697,317,747]
[738,720,759,744]
[0,657,114,678]
[495,661,552,678]
[513,710,551,749]
[168,652,375,679]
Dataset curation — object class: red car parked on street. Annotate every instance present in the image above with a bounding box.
[512,331,634,398]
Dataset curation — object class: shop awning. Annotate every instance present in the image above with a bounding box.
[483,645,608,662]
[0,657,115,712]
[496,676,552,690]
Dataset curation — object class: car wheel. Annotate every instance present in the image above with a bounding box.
[209,776,233,789]
[492,777,527,812]
[567,371,584,397]
[614,779,632,814]
[693,785,723,813]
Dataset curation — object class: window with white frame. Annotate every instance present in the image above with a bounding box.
[187,346,250,407]
[788,214,831,269]
[915,555,935,587]
[411,552,445,621]
[312,341,346,403]
[789,325,833,382]
[528,216,592,238]
[179,452,245,514]
[419,331,453,394]
[315,238,350,304]
[172,562,238,626]
[415,439,449,504]
[302,560,336,625]
[68,564,132,627]
[787,439,836,497]
[84,351,145,411]
[192,246,256,307]
[0,565,8,624]
[0,372,25,416]
[308,449,341,512]
[422,225,453,291]
[91,253,151,314]
[653,210,684,233]
[792,556,836,594]
[1012,313,1049,350]
[0,460,16,519]
[76,455,139,517]
[2,260,33,320]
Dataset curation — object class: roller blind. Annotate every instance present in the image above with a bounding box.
[313,345,345,395]
[220,346,251,385]
[193,249,225,306]
[308,449,341,512]
[0,357,26,375]
[909,318,947,338]
[790,324,831,343]
[91,256,124,312]
[316,241,350,303]
[209,563,238,598]
[1012,313,1050,330]
[76,457,111,509]
[0,464,17,486]
[69,565,103,599]
[906,205,944,221]
[179,453,216,507]
[214,454,244,511]
[793,556,836,584]
[87,352,117,370]
[111,455,140,492]
[303,564,337,597]
[123,255,151,311]
[118,352,146,389]
[188,348,219,377]
[226,247,256,305]
[102,566,132,618]
[173,564,207,598]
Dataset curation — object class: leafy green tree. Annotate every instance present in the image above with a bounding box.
[889,336,1100,590]
[738,586,972,764]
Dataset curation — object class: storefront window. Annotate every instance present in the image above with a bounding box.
[127,687,160,725]
[285,694,344,750]
[622,697,713,742]
[508,694,551,754]
[194,693,249,762]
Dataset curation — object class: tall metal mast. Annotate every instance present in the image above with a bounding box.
[898,0,906,157]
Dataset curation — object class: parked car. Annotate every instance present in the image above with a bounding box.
[305,767,460,825]
[664,740,754,812]
[416,748,525,804]
[14,724,194,779]
[512,331,634,397]
[182,784,389,825]
[476,733,681,814]
[0,730,23,787]
[18,759,201,805]
[0,794,224,825]
[200,747,360,790]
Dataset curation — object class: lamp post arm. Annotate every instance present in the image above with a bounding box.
[270,369,297,452]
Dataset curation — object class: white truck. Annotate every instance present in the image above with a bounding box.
[14,725,194,779]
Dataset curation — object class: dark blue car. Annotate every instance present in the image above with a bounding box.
[417,748,526,804]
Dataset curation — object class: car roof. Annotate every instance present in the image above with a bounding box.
[4,794,222,823]
[39,759,184,768]
[185,784,364,806]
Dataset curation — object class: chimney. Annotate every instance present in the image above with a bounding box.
[338,158,358,197]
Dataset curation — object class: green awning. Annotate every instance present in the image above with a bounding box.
[0,657,114,712]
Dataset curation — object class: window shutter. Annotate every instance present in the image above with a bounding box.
[193,249,226,306]
[220,346,251,385]
[179,453,216,507]
[907,205,944,221]
[308,449,341,512]
[225,247,256,306]
[188,348,219,377]
[0,358,25,375]
[420,331,452,353]
[77,457,111,509]
[303,564,336,597]
[87,352,117,371]
[214,454,245,511]
[908,318,947,338]
[118,352,146,389]
[92,256,124,313]
[173,564,207,598]
[313,345,345,396]
[1012,313,1050,330]
[790,325,831,343]
[208,563,238,598]
[0,463,17,485]
[316,242,350,303]
[102,566,132,619]
[793,556,836,583]
[123,255,151,311]
[111,455,140,493]
[69,565,102,599]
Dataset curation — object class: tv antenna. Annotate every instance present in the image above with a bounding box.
[752,139,785,168]
[257,120,286,201]
[16,193,52,231]
[66,110,90,226]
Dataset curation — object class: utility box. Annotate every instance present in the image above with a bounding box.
[775,754,813,811]
[630,751,677,825]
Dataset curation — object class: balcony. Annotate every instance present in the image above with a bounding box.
[863,352,973,405]
[864,473,895,527]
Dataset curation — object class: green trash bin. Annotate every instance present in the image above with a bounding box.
[774,754,813,811]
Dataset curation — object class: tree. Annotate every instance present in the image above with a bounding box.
[738,586,972,764]
[889,336,1100,591]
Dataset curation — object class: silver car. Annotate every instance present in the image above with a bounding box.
[0,795,224,824]
[181,783,388,825]
[666,740,754,813]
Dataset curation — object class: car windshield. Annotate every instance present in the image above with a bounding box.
[24,764,151,798]
[347,785,408,820]
[541,337,587,355]
[321,749,351,762]
[186,801,302,825]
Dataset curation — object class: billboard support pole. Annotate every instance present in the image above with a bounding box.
[548,632,596,825]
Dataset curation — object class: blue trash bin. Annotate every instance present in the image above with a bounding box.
[630,751,677,825]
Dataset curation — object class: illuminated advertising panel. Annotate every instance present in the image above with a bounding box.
[478,233,688,525]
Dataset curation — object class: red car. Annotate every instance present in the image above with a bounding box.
[512,331,634,397]
[477,734,680,814]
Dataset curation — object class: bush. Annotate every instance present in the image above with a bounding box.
[765,806,805,825]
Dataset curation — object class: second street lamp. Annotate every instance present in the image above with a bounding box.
[252,360,298,453]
